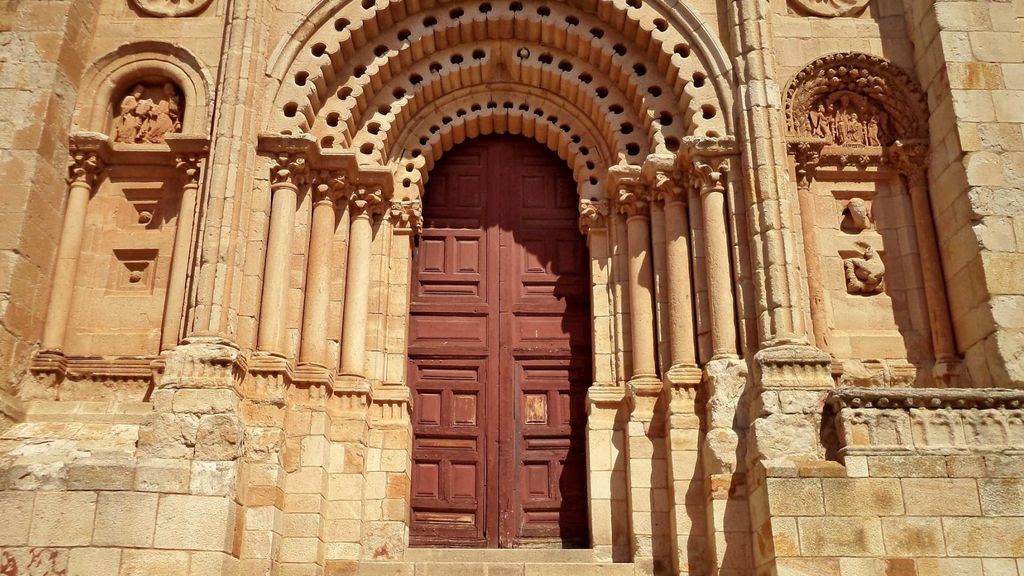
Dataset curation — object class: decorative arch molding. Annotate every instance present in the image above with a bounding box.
[262,0,737,187]
[73,41,214,137]
[387,83,614,199]
[784,52,929,146]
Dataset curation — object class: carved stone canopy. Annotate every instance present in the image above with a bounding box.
[785,53,929,148]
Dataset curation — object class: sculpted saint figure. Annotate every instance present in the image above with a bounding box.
[808,104,828,139]
[142,83,182,143]
[113,84,146,143]
[112,82,183,144]
[865,115,881,146]
[846,112,865,145]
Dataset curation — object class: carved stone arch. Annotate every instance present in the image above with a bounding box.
[263,0,736,156]
[784,52,929,145]
[384,84,615,200]
[74,41,214,136]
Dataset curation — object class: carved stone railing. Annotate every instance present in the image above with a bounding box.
[828,388,1024,456]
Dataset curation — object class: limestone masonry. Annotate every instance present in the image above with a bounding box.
[1,0,1023,573]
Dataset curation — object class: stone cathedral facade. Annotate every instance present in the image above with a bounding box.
[1,0,1024,573]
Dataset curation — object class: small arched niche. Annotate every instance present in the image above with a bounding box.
[74,42,212,137]
[110,80,185,144]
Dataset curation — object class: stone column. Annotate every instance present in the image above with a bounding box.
[789,140,829,354]
[651,169,700,380]
[690,152,738,359]
[615,182,660,382]
[579,200,630,562]
[160,154,203,352]
[40,150,103,351]
[299,172,348,368]
[339,185,384,380]
[890,141,960,385]
[257,153,307,355]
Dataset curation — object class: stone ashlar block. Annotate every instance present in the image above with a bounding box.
[92,491,158,548]
[154,493,233,551]
[28,491,97,547]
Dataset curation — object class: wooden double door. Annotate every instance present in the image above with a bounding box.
[407,136,592,548]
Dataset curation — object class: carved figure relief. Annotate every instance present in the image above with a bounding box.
[130,0,214,17]
[789,0,871,17]
[841,197,872,232]
[843,243,885,295]
[112,82,183,144]
[808,92,888,147]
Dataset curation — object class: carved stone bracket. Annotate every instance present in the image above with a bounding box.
[578,198,611,234]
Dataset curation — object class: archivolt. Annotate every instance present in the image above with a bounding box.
[387,83,614,198]
[266,0,734,196]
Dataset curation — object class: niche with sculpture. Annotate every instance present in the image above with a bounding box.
[111,81,184,144]
[786,53,956,386]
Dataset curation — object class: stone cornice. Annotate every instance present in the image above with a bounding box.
[828,388,1024,411]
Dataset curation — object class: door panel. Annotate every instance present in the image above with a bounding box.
[409,136,590,548]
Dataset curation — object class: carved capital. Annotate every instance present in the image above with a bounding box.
[651,169,688,204]
[690,156,730,196]
[788,138,827,188]
[888,139,930,187]
[68,151,104,188]
[615,181,650,217]
[349,185,385,217]
[270,153,309,188]
[578,198,611,234]
[174,154,203,186]
[312,170,350,203]
[388,199,423,234]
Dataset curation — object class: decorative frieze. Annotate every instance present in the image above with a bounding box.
[829,388,1024,455]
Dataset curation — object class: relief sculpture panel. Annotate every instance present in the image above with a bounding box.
[112,82,183,144]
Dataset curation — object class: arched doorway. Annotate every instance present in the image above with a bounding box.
[407,135,592,548]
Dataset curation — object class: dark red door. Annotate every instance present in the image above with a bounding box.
[408,136,591,548]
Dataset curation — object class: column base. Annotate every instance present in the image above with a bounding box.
[247,351,291,404]
[329,374,372,415]
[26,349,68,400]
[291,362,335,407]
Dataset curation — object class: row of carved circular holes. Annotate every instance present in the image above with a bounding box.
[341,48,648,156]
[300,47,690,154]
[396,100,608,189]
[282,1,714,126]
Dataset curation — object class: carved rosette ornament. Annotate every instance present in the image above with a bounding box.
[577,198,610,234]
[130,0,214,17]
[785,53,929,152]
[388,199,423,234]
[788,0,871,17]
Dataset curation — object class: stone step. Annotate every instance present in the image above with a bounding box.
[358,561,635,576]
[403,548,595,563]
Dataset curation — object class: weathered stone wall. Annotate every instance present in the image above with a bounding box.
[0,0,1022,575]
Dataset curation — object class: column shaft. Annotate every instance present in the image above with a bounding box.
[299,198,336,366]
[907,176,956,360]
[41,180,93,350]
[796,179,830,353]
[701,186,737,358]
[257,182,298,354]
[663,200,698,368]
[161,171,200,352]
[340,211,373,377]
[626,214,658,379]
